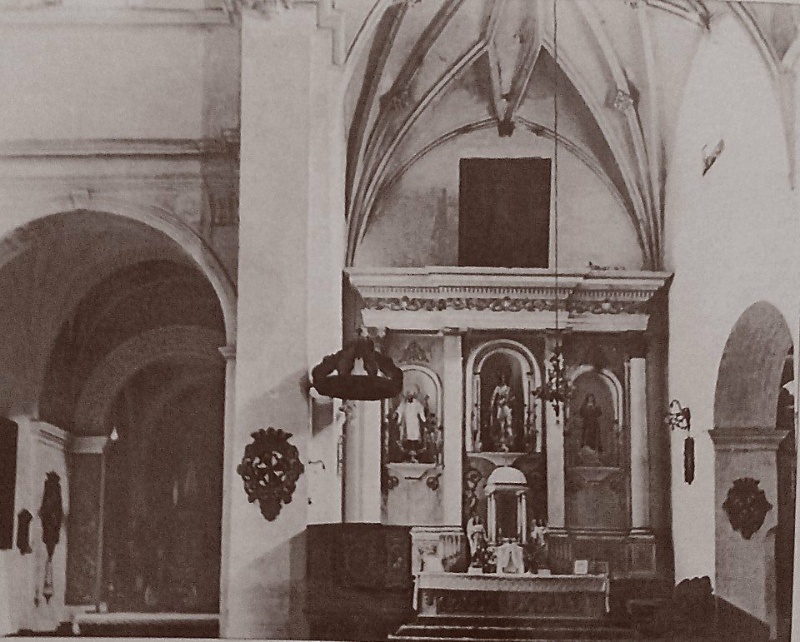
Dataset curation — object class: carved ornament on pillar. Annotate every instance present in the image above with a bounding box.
[237,428,304,521]
[231,0,292,17]
[612,89,635,112]
[722,477,772,540]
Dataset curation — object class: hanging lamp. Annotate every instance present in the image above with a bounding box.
[533,0,571,418]
[312,331,403,401]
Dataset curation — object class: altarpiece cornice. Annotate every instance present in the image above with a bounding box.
[347,267,672,333]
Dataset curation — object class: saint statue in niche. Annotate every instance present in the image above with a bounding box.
[475,351,527,453]
[383,368,442,465]
[491,374,515,452]
[567,371,620,468]
[395,389,427,462]
[579,394,603,453]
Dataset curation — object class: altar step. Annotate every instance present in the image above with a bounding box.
[389,615,639,642]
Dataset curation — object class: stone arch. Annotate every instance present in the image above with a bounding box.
[73,325,225,436]
[714,301,793,430]
[2,194,237,345]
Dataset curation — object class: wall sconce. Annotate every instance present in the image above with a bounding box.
[666,400,694,484]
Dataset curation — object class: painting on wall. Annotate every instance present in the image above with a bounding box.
[383,366,442,465]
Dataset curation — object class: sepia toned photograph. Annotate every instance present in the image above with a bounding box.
[0,0,799,640]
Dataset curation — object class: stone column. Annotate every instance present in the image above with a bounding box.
[65,436,107,607]
[217,345,236,636]
[344,400,382,523]
[710,428,787,639]
[441,330,464,526]
[629,358,650,531]
[544,336,565,528]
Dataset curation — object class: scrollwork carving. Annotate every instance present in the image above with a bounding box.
[237,428,304,521]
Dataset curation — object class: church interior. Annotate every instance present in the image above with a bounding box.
[0,0,799,640]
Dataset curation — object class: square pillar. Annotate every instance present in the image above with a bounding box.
[710,428,787,639]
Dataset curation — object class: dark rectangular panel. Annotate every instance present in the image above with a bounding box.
[459,157,551,268]
[0,419,18,550]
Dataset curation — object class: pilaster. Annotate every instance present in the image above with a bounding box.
[628,357,650,531]
[441,329,464,526]
[544,336,565,529]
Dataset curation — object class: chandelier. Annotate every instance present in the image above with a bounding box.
[534,342,571,416]
[311,331,403,401]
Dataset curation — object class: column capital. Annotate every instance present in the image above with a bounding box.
[69,435,108,455]
[709,428,789,451]
[441,327,466,337]
[219,344,237,361]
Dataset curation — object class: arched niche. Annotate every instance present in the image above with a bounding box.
[564,366,628,531]
[382,364,443,465]
[566,366,625,469]
[465,340,542,455]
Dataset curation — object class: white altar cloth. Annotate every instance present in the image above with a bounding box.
[414,572,610,612]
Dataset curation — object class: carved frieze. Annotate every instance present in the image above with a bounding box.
[348,268,671,333]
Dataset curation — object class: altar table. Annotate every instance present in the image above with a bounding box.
[415,572,609,619]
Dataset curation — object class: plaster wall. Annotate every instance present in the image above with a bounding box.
[227,7,345,638]
[0,24,239,140]
[354,127,643,270]
[664,15,799,586]
[0,420,69,635]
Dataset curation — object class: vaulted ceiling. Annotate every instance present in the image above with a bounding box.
[342,0,800,270]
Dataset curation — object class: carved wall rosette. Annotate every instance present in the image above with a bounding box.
[722,477,772,540]
[237,428,304,521]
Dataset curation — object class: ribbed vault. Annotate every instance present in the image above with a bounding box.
[343,0,800,270]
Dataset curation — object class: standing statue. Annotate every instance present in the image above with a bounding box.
[580,393,603,452]
[491,374,515,451]
[530,519,549,571]
[466,515,486,567]
[395,389,427,462]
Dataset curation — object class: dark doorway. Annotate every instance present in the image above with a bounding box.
[458,158,551,268]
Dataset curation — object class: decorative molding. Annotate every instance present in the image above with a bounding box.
[0,2,231,26]
[34,421,69,450]
[709,428,789,452]
[69,435,108,455]
[0,137,239,160]
[723,477,772,540]
[349,268,671,333]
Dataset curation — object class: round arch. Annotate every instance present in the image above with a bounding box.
[569,365,625,427]
[465,339,543,454]
[73,325,225,436]
[0,194,237,345]
[714,301,793,430]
